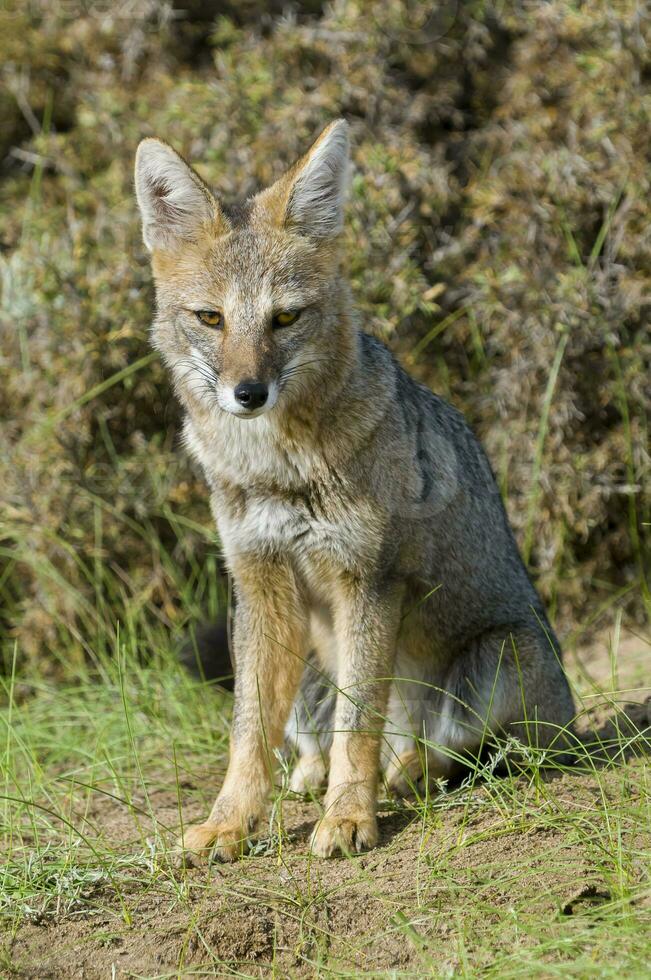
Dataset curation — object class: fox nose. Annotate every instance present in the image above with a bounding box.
[234,380,268,410]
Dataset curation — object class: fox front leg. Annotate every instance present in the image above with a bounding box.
[311,579,403,858]
[176,557,307,865]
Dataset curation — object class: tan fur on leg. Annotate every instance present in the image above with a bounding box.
[176,557,307,865]
[310,580,403,857]
[311,734,380,856]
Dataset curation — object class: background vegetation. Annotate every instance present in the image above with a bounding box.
[1,3,649,976]
[1,0,649,674]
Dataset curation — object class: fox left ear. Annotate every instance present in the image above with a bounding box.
[134,138,228,251]
[257,119,350,239]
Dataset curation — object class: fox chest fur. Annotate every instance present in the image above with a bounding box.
[183,413,388,594]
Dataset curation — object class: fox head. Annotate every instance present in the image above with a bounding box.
[135,120,354,420]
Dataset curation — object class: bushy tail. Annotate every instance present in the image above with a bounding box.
[179,616,234,690]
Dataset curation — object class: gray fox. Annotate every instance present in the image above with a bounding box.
[135,119,575,863]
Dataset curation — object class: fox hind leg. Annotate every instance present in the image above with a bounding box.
[381,670,458,796]
[286,624,575,812]
[382,626,575,793]
[427,626,576,765]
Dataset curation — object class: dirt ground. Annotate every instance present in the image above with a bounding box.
[7,773,646,978]
[5,631,651,978]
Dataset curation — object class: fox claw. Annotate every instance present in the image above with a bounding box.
[310,813,378,858]
[173,820,245,866]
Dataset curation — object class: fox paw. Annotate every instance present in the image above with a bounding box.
[173,820,246,867]
[384,750,450,798]
[310,812,378,858]
[384,750,426,798]
[290,755,327,794]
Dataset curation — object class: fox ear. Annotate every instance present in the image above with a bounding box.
[134,139,227,251]
[258,119,350,238]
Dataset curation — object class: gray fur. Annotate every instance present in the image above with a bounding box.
[285,333,575,779]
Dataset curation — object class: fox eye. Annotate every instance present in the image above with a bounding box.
[195,310,223,328]
[272,309,301,329]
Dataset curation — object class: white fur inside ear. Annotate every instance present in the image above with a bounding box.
[134,139,216,251]
[286,120,349,238]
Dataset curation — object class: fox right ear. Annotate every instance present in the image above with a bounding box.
[255,119,350,239]
[134,139,227,251]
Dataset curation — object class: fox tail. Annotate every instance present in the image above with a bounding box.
[179,616,234,690]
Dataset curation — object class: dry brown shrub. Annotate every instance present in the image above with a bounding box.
[1,0,648,669]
